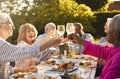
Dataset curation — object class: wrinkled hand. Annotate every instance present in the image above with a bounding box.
[67,33,80,43]
[40,36,62,51]
[61,38,69,44]
[67,33,85,45]
[50,36,62,47]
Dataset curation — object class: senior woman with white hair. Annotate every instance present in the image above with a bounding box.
[0,13,61,79]
[68,14,120,79]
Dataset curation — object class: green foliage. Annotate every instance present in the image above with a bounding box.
[1,0,96,43]
[26,0,60,34]
[27,0,95,35]
[76,0,111,11]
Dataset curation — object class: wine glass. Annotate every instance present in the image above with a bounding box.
[66,23,75,35]
[57,25,65,45]
[66,23,75,43]
[49,30,57,50]
[57,25,65,36]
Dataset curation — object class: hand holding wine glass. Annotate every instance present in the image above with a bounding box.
[66,23,75,35]
[57,25,65,37]
[66,23,75,43]
[57,25,66,45]
[49,30,58,50]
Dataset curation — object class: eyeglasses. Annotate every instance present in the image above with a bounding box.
[0,22,14,27]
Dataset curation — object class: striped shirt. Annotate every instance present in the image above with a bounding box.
[0,37,40,79]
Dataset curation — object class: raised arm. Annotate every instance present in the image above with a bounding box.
[0,40,40,63]
[68,33,113,59]
[0,37,61,63]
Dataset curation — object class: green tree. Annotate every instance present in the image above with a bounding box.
[76,0,111,11]
[1,0,96,43]
[57,0,96,33]
[26,0,60,34]
[27,0,95,34]
[0,0,33,43]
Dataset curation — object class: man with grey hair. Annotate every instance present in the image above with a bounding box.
[45,22,56,34]
[35,22,60,62]
[0,13,61,78]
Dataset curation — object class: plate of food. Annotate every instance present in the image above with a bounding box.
[9,72,32,79]
[79,61,96,68]
[46,62,78,73]
[41,58,64,65]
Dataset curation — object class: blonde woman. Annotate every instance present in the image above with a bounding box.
[12,23,39,73]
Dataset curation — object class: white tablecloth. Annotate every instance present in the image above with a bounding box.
[10,55,97,79]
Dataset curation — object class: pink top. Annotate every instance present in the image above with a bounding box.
[15,41,37,69]
[83,41,120,79]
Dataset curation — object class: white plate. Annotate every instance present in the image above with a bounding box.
[41,59,64,65]
[45,67,78,74]
[25,73,41,79]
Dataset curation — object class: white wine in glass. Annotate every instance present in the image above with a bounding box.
[57,25,65,45]
[57,25,65,36]
[66,23,75,35]
[66,23,75,43]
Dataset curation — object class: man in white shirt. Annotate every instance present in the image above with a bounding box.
[68,23,93,54]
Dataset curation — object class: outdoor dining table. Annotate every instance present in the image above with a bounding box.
[9,54,98,79]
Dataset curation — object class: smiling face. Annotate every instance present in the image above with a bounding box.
[74,23,84,36]
[25,27,36,45]
[17,23,38,45]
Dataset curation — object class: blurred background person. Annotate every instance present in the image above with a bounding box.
[95,18,114,77]
[0,12,61,79]
[35,22,60,62]
[99,18,113,47]
[68,22,94,55]
[74,23,93,42]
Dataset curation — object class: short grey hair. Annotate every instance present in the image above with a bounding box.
[0,13,11,23]
[109,14,120,32]
[44,22,56,31]
[0,13,14,26]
